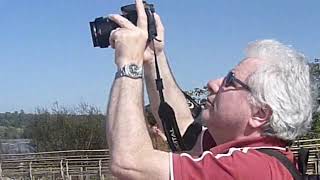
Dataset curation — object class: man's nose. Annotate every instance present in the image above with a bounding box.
[207,78,224,94]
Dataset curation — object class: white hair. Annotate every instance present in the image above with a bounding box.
[245,39,316,140]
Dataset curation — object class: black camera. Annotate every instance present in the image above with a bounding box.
[89,2,157,48]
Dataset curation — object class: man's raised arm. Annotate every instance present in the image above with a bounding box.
[106,1,169,179]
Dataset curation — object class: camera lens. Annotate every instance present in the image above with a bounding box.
[89,21,99,47]
[89,17,119,48]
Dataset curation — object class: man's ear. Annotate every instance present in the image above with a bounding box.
[249,105,272,128]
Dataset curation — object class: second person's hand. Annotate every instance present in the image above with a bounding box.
[143,13,165,64]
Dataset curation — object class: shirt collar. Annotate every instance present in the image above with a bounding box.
[210,136,288,154]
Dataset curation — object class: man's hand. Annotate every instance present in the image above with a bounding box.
[109,0,149,67]
[143,13,165,64]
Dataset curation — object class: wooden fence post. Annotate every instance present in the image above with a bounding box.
[317,153,320,174]
[80,167,84,180]
[0,162,2,178]
[66,160,71,180]
[60,160,65,180]
[29,162,33,180]
[99,159,104,180]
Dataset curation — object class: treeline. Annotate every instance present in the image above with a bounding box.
[0,103,162,152]
[0,103,107,152]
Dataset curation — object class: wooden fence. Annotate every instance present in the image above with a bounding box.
[0,149,113,179]
[2,139,320,179]
[291,138,320,175]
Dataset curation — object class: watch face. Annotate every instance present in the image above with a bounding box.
[126,64,142,78]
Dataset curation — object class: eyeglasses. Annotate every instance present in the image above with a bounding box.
[223,71,251,91]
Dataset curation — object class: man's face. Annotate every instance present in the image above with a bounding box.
[202,58,262,143]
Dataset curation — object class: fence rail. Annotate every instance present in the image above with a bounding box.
[2,139,320,179]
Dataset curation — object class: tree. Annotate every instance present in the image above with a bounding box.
[23,102,107,152]
[308,58,320,137]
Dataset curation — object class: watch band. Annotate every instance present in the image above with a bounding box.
[115,66,126,78]
[115,64,143,79]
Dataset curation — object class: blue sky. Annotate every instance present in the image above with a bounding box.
[0,0,319,113]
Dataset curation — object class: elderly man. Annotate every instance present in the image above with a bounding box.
[106,0,314,179]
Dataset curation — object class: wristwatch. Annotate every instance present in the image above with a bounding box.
[115,63,143,79]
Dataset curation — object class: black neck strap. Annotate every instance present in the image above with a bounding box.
[147,9,185,152]
[257,148,303,180]
[150,39,186,152]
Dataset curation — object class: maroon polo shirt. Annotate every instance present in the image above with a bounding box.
[170,134,295,180]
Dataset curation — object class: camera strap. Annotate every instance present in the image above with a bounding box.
[150,39,186,152]
[148,7,204,152]
[146,7,184,152]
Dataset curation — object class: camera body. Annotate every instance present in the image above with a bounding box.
[89,2,157,48]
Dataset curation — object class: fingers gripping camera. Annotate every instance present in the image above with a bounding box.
[89,2,157,48]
